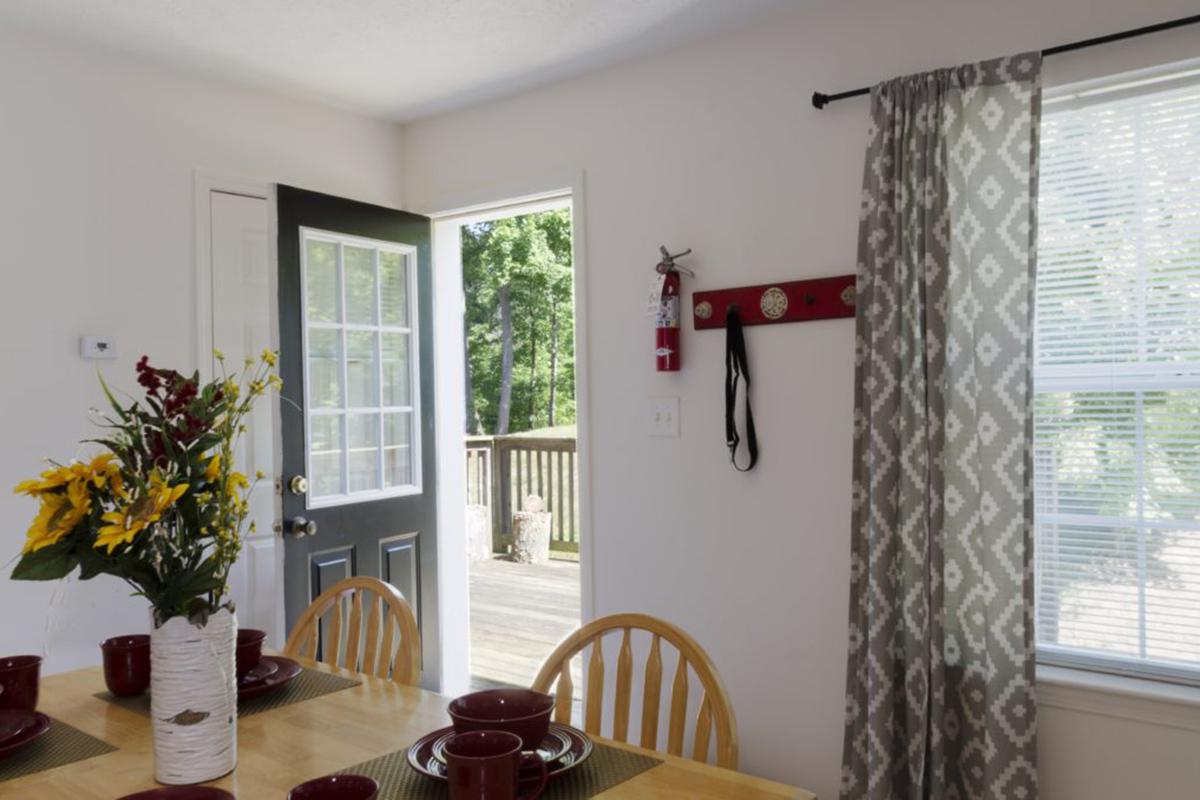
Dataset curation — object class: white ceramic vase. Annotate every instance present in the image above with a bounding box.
[149,607,238,785]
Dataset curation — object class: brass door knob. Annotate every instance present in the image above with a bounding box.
[289,475,309,495]
[287,517,318,538]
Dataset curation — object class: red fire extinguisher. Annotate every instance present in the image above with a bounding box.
[655,246,691,372]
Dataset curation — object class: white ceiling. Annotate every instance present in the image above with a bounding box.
[0,0,795,121]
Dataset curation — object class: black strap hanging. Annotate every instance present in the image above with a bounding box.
[725,308,758,471]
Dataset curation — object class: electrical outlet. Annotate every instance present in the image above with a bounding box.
[80,336,117,359]
[648,396,680,437]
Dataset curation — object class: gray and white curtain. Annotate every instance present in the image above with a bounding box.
[840,54,1042,800]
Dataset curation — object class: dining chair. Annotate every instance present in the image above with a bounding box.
[283,576,421,686]
[531,612,739,769]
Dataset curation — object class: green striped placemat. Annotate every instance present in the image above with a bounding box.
[333,739,661,799]
[0,716,117,783]
[95,666,360,718]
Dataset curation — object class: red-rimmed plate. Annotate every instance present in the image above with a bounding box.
[407,722,592,782]
[0,710,51,760]
[237,655,301,700]
[237,658,280,689]
[117,788,235,800]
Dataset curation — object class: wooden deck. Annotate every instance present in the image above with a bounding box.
[469,556,581,691]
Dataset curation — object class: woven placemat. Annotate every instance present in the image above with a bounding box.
[335,740,661,799]
[94,666,360,718]
[0,717,117,783]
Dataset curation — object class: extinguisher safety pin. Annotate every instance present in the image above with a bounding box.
[656,245,694,277]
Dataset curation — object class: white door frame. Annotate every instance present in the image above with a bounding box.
[192,169,285,646]
[425,171,594,697]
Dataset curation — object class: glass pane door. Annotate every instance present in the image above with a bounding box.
[300,228,420,507]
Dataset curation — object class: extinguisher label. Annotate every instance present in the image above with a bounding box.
[654,346,675,357]
[655,295,680,328]
[646,274,667,316]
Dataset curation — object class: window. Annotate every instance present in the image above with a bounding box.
[1034,67,1200,683]
[301,228,421,506]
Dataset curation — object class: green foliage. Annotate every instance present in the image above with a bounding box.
[462,209,575,434]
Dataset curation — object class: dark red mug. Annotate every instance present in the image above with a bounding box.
[236,628,267,679]
[448,689,555,751]
[101,635,151,696]
[0,655,41,711]
[444,730,547,800]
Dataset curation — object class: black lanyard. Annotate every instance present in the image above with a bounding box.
[725,308,758,471]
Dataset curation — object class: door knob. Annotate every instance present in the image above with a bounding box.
[289,475,309,495]
[287,516,318,538]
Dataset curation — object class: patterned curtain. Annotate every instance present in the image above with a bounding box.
[840,53,1042,800]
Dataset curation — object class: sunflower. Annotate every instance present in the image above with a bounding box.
[21,479,91,554]
[14,454,124,498]
[94,476,188,554]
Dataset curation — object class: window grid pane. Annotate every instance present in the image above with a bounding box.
[1035,74,1200,682]
[303,231,420,504]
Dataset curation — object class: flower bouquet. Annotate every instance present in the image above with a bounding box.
[11,350,278,784]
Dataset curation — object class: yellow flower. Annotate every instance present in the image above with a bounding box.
[213,348,226,361]
[21,480,91,554]
[226,472,250,494]
[94,477,188,554]
[14,463,76,496]
[261,349,278,367]
[205,454,221,482]
[249,380,265,396]
[268,375,283,391]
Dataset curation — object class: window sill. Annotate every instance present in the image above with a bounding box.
[1038,664,1200,732]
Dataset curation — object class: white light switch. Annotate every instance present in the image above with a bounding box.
[80,336,117,359]
[648,396,680,437]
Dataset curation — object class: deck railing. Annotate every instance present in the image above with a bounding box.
[466,433,580,553]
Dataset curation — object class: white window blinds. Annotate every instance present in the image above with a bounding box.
[1035,70,1200,683]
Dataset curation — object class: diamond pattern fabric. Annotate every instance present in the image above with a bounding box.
[840,53,1042,800]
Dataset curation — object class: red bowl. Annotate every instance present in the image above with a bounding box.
[288,774,379,800]
[236,628,267,679]
[101,635,150,697]
[447,689,554,751]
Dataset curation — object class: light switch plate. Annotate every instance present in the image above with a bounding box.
[648,396,680,437]
[80,335,117,359]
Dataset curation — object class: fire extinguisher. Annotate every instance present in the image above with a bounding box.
[655,246,691,372]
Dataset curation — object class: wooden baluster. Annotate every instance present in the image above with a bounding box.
[555,662,574,724]
[667,653,689,757]
[345,590,363,672]
[693,694,712,763]
[640,634,663,750]
[303,622,319,660]
[327,594,344,668]
[584,638,605,735]
[363,594,381,677]
[612,628,633,742]
[377,611,396,679]
[568,452,576,542]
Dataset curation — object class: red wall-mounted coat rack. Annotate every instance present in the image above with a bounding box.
[691,274,857,330]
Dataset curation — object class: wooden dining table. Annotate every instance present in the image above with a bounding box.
[2,656,816,799]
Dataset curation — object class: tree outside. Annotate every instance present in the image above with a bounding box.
[462,209,575,436]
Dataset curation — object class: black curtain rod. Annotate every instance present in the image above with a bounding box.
[812,13,1200,109]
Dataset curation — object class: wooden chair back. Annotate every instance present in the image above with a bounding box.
[531,612,738,769]
[283,576,421,685]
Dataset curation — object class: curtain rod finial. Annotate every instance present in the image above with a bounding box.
[812,92,829,110]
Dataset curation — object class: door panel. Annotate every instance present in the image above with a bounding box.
[277,185,438,686]
[207,190,283,643]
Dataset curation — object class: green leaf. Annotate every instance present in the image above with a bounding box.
[11,542,77,581]
[97,371,130,422]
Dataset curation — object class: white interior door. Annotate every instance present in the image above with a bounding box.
[205,187,283,644]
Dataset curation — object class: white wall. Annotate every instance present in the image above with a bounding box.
[0,27,404,673]
[398,2,1200,798]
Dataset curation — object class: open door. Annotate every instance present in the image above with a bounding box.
[276,185,438,686]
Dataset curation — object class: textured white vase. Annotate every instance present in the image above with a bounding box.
[150,607,237,785]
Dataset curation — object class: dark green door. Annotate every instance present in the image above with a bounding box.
[276,185,437,686]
